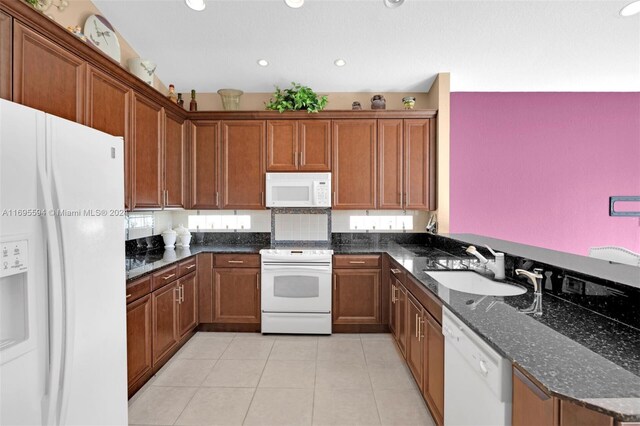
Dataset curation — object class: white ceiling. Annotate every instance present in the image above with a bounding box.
[93,0,640,93]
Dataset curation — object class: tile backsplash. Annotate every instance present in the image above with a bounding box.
[274,213,329,242]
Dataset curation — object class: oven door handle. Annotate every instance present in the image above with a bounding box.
[262,265,332,273]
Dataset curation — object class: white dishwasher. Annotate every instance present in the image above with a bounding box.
[442,307,512,426]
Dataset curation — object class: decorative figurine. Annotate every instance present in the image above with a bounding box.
[402,96,416,110]
[190,89,198,112]
[352,101,362,110]
[167,84,178,103]
[177,93,184,108]
[371,94,386,110]
[66,25,87,42]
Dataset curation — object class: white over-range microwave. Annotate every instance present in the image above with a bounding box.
[265,172,331,207]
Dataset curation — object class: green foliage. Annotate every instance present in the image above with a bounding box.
[24,0,39,6]
[265,82,328,113]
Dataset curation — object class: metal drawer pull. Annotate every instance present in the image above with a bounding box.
[126,294,132,299]
[390,268,401,274]
[349,261,366,264]
[256,275,259,290]
[162,273,176,280]
[415,314,419,338]
[181,285,185,303]
[174,287,180,303]
[228,260,244,264]
[418,317,425,341]
[185,264,196,269]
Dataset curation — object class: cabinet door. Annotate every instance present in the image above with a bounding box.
[333,269,381,324]
[164,112,186,208]
[396,284,407,356]
[85,66,132,210]
[560,400,613,426]
[378,119,403,209]
[299,120,331,171]
[152,283,179,364]
[404,119,436,210]
[0,11,11,100]
[406,294,423,387]
[221,121,265,209]
[198,253,214,323]
[389,281,397,336]
[13,22,85,122]
[190,120,220,209]
[126,294,152,391]
[178,272,198,337]
[512,367,557,426]
[266,120,298,171]
[423,312,444,426]
[131,94,163,210]
[332,120,377,209]
[213,268,260,323]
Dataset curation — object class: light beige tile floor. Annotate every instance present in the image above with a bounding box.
[129,332,435,426]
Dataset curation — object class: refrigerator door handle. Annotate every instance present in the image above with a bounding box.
[37,132,66,426]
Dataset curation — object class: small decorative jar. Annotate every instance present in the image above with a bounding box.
[352,101,362,110]
[161,229,177,249]
[217,89,244,111]
[402,96,416,110]
[371,95,386,110]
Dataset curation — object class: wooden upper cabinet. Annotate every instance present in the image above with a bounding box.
[190,120,220,209]
[333,268,381,324]
[131,94,163,210]
[378,119,403,209]
[0,11,11,101]
[332,119,377,209]
[267,120,298,171]
[164,112,186,209]
[404,119,436,210]
[299,120,331,171]
[221,120,266,209]
[13,22,85,122]
[85,66,132,209]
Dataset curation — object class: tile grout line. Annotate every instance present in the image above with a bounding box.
[311,337,319,426]
[240,335,275,425]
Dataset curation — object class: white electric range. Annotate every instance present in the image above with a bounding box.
[260,248,333,334]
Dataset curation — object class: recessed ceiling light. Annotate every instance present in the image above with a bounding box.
[257,59,269,67]
[284,0,304,8]
[620,0,640,16]
[185,0,205,11]
[383,0,404,8]
[334,59,346,67]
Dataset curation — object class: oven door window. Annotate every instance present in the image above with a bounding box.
[273,186,310,203]
[273,275,319,298]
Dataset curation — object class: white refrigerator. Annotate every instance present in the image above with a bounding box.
[0,99,128,425]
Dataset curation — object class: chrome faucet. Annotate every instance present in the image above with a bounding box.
[466,245,505,280]
[516,268,544,316]
[516,268,543,295]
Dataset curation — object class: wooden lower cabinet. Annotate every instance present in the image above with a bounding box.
[332,268,381,324]
[213,267,261,324]
[423,311,444,426]
[126,294,152,395]
[151,282,179,364]
[390,277,407,356]
[178,272,198,337]
[389,279,398,335]
[406,293,424,386]
[559,400,614,426]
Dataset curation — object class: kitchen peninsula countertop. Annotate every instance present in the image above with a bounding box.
[125,240,640,421]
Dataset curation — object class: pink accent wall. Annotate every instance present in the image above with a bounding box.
[450,92,640,256]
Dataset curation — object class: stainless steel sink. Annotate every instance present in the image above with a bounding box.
[425,271,526,296]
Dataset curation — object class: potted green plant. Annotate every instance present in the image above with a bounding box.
[265,82,328,113]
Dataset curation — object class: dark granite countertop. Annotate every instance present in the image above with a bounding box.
[125,239,640,421]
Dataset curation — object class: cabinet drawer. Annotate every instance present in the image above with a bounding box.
[389,259,406,284]
[214,254,260,268]
[333,255,381,269]
[126,275,152,303]
[177,257,197,277]
[407,274,442,324]
[152,265,179,290]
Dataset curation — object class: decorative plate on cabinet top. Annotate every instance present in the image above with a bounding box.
[84,14,121,63]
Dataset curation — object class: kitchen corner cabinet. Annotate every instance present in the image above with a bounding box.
[0,11,12,101]
[332,255,382,325]
[332,120,377,209]
[512,367,614,426]
[266,120,331,172]
[163,111,187,209]
[13,21,85,122]
[220,120,266,209]
[85,66,132,209]
[131,94,163,210]
[213,255,261,324]
[190,120,220,209]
